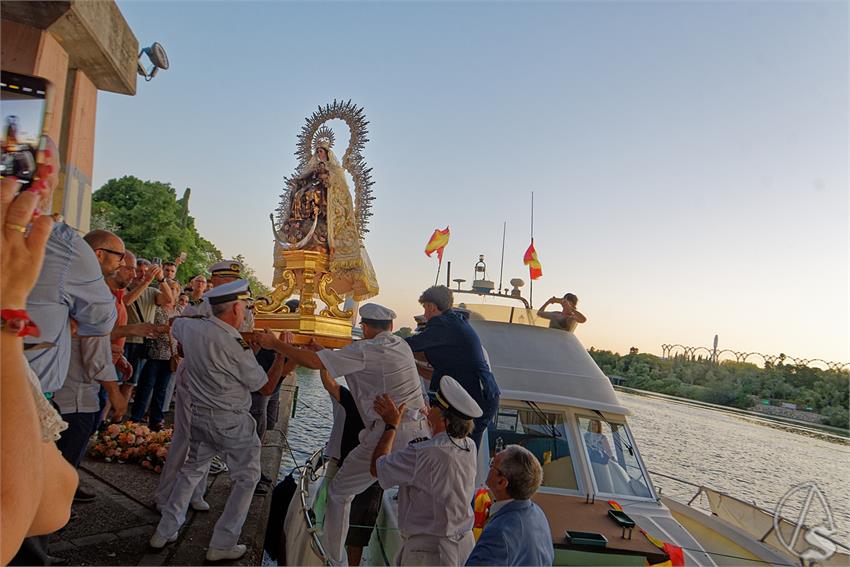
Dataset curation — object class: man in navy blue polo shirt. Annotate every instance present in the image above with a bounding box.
[405,285,500,447]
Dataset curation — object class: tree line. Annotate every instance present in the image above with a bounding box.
[588,348,849,429]
[91,176,270,295]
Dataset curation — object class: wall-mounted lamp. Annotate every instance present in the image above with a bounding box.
[137,42,170,82]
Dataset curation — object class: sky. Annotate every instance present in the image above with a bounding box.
[92,1,849,363]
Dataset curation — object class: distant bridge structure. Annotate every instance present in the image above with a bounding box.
[660,343,849,372]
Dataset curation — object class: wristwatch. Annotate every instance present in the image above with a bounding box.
[384,423,397,432]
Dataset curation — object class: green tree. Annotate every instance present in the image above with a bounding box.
[92,176,266,289]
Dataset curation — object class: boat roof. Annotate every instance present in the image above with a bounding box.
[464,305,630,416]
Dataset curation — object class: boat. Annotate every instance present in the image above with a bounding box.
[279,292,850,566]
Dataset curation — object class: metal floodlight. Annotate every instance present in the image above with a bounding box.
[137,42,170,82]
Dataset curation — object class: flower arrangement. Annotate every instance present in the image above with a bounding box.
[89,421,173,473]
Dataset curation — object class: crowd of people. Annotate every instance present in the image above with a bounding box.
[1,137,562,566]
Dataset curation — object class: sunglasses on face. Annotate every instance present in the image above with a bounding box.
[97,248,125,261]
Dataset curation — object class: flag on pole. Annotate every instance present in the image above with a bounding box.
[425,227,451,262]
[523,239,542,280]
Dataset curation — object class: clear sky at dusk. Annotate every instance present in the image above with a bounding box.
[92,1,848,363]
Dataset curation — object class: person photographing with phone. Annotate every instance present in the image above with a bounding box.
[121,257,173,400]
[536,293,587,332]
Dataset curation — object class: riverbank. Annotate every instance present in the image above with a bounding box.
[49,375,296,566]
[614,384,850,441]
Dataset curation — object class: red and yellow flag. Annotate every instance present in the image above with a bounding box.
[523,239,542,280]
[425,227,450,262]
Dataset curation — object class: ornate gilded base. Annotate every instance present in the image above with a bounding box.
[255,249,354,347]
[253,313,352,348]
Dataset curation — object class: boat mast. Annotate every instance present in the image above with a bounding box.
[498,221,506,294]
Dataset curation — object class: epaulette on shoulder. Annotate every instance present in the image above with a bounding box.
[236,337,250,350]
[408,436,429,446]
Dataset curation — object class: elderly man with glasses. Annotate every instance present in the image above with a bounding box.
[466,445,554,566]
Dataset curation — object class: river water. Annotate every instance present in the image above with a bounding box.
[279,368,850,544]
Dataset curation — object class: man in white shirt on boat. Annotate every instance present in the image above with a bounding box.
[370,376,481,566]
[270,303,429,565]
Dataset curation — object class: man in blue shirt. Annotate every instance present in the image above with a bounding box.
[466,445,554,566]
[24,225,118,394]
[405,285,500,447]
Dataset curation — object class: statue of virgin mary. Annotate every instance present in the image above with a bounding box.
[273,138,379,301]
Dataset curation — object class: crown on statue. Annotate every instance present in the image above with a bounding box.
[313,125,335,151]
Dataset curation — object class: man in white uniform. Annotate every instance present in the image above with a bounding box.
[371,376,481,566]
[154,260,251,509]
[271,303,428,565]
[149,280,283,561]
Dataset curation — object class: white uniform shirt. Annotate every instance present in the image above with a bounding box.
[317,331,424,424]
[376,432,477,538]
[171,316,267,412]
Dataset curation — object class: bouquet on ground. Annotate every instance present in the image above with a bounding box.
[89,421,173,473]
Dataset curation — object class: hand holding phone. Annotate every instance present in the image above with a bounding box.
[1,72,52,190]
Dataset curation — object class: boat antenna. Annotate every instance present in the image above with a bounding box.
[529,192,534,307]
[498,221,506,293]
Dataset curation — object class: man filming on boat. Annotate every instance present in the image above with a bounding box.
[536,293,586,332]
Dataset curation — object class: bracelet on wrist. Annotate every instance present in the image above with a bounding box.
[384,423,397,432]
[1,309,40,337]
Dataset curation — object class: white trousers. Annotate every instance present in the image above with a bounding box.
[154,407,261,549]
[397,532,475,566]
[154,365,208,507]
[320,418,429,565]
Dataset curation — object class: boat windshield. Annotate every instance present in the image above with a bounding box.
[487,405,579,492]
[577,416,653,500]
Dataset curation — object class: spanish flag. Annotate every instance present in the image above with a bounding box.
[425,227,450,262]
[523,239,542,280]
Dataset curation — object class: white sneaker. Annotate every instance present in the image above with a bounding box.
[208,455,228,475]
[206,544,247,562]
[149,532,178,549]
[190,499,210,511]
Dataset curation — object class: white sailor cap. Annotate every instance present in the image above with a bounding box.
[359,303,396,322]
[206,279,252,305]
[429,376,483,420]
[209,259,243,278]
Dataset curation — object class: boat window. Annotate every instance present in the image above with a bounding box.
[487,405,579,491]
[577,416,653,499]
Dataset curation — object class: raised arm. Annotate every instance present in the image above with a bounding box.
[257,348,298,396]
[123,265,160,306]
[536,297,559,320]
[317,368,341,402]
[370,394,404,477]
[154,276,174,307]
[566,306,587,324]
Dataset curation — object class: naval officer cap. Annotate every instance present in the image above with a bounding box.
[359,303,396,322]
[209,259,243,278]
[430,376,483,420]
[206,279,252,305]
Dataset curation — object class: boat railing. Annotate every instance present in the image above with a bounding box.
[648,469,850,556]
[453,288,531,309]
[297,448,330,565]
